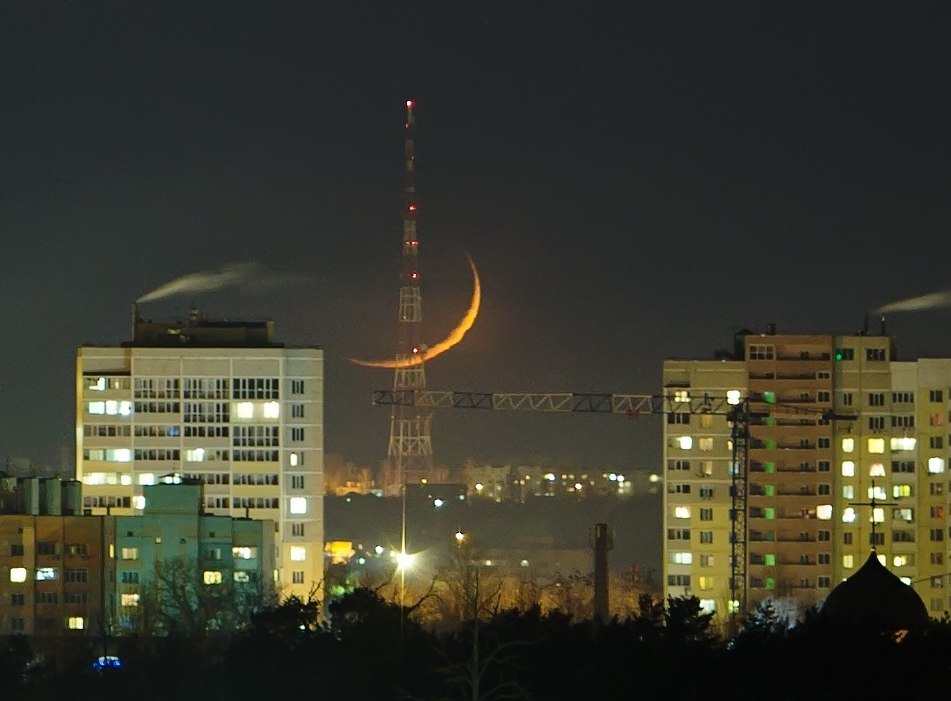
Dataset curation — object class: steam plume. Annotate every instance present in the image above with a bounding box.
[137,262,309,303]
[875,289,951,314]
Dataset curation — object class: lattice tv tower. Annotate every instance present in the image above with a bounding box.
[381,99,436,497]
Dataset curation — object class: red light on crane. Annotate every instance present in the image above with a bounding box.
[406,100,414,108]
[410,272,419,280]
[408,204,417,212]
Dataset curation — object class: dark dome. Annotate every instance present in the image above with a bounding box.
[821,550,929,632]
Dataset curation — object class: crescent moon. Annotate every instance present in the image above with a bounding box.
[347,254,481,368]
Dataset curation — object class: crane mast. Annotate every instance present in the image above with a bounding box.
[381,100,436,497]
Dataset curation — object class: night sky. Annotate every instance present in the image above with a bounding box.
[3,2,951,476]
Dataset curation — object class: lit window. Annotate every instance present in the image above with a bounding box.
[133,496,145,510]
[842,461,855,477]
[817,504,833,520]
[678,436,693,450]
[891,436,917,451]
[842,437,855,453]
[894,555,910,567]
[138,473,156,485]
[10,567,26,583]
[113,449,131,463]
[726,390,742,405]
[289,452,301,467]
[120,548,138,560]
[842,485,854,499]
[234,571,250,582]
[121,593,140,607]
[843,554,854,568]
[674,390,689,402]
[236,402,254,419]
[872,507,884,523]
[867,438,885,454]
[36,568,56,581]
[894,484,912,498]
[203,571,222,585]
[671,552,693,565]
[186,448,206,462]
[699,599,716,614]
[290,546,306,562]
[842,507,857,523]
[929,457,946,474]
[698,437,713,451]
[869,463,885,477]
[120,474,133,485]
[119,401,132,416]
[88,401,106,414]
[674,506,691,519]
[289,497,307,515]
[233,547,256,559]
[67,617,85,630]
[88,377,106,391]
[263,401,280,419]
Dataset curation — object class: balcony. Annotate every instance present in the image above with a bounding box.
[750,440,818,451]
[750,461,817,473]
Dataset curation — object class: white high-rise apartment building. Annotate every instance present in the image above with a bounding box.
[663,322,951,631]
[76,307,323,602]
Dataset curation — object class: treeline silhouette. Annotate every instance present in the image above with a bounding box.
[4,589,951,700]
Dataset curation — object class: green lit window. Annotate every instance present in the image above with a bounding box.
[764,485,775,496]
[764,462,776,473]
[765,577,776,589]
[765,554,775,566]
[764,507,776,519]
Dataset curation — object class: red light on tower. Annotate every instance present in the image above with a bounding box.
[408,204,417,212]
[406,100,414,108]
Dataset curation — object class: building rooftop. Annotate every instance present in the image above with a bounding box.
[124,305,283,348]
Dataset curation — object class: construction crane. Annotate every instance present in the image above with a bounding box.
[372,387,855,621]
[373,389,752,613]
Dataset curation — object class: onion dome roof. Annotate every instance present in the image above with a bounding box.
[821,550,929,632]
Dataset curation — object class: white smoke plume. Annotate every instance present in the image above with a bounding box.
[875,289,951,314]
[137,261,309,303]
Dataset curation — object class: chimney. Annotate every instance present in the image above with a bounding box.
[131,303,139,342]
[765,322,776,335]
[880,314,887,336]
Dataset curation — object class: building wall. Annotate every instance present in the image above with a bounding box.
[113,482,275,633]
[662,358,746,621]
[76,343,323,602]
[0,513,115,638]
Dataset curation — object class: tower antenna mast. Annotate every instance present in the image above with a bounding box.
[382,99,436,496]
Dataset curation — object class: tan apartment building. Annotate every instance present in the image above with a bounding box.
[0,477,116,641]
[663,322,951,628]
